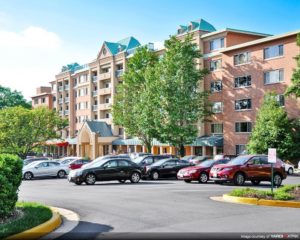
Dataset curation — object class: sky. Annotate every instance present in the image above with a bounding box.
[0,0,299,100]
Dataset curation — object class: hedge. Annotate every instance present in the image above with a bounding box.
[0,154,23,218]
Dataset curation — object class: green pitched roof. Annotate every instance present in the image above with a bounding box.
[86,121,113,137]
[177,19,216,35]
[104,37,141,56]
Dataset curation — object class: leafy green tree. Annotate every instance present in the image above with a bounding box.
[0,85,31,109]
[156,35,210,156]
[247,93,294,159]
[0,107,68,159]
[112,47,160,152]
[285,33,300,97]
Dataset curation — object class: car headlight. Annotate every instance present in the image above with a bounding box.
[222,167,232,171]
[189,170,198,174]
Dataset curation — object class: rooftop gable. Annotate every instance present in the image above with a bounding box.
[177,18,216,35]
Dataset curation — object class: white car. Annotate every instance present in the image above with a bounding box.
[22,160,70,180]
[284,162,295,175]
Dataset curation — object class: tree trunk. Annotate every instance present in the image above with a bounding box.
[179,144,185,157]
[146,142,152,154]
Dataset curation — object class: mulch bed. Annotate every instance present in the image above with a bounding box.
[290,187,300,201]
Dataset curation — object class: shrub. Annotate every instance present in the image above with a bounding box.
[0,154,23,218]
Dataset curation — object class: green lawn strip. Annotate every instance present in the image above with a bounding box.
[0,202,52,239]
[229,184,300,201]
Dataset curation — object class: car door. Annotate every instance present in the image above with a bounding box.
[35,162,50,177]
[48,162,59,176]
[160,160,176,178]
[260,156,271,179]
[98,160,119,180]
[246,157,262,179]
[117,160,132,179]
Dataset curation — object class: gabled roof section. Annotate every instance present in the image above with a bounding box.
[103,37,141,56]
[201,28,271,39]
[177,19,216,35]
[85,120,113,137]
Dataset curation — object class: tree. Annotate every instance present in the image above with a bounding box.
[0,85,31,109]
[285,33,300,97]
[247,93,294,159]
[156,35,210,156]
[112,47,160,152]
[0,107,68,159]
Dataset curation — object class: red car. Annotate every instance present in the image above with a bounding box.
[69,159,91,170]
[177,159,230,183]
[209,155,287,186]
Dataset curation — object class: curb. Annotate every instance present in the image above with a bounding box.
[222,194,300,208]
[7,207,62,240]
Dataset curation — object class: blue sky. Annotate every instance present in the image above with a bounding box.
[0,0,299,99]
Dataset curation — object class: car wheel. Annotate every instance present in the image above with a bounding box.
[288,167,294,175]
[184,180,191,183]
[85,173,96,185]
[24,172,33,180]
[251,180,260,186]
[234,173,245,186]
[57,170,66,178]
[119,179,126,183]
[130,172,140,183]
[151,171,159,180]
[273,173,282,187]
[199,172,208,183]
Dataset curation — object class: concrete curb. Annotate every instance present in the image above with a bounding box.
[7,207,62,240]
[222,194,300,208]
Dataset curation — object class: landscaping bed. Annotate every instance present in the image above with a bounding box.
[0,202,52,239]
[229,184,300,201]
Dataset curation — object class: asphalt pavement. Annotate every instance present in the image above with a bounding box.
[19,175,300,239]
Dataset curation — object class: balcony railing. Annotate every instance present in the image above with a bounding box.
[58,86,63,92]
[115,69,124,77]
[92,105,98,111]
[99,72,111,81]
[64,97,69,103]
[99,103,111,110]
[64,110,69,115]
[92,90,98,97]
[99,87,111,95]
[58,98,63,104]
[64,85,69,91]
[92,76,98,83]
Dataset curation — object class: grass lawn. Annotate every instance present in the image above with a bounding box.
[0,202,52,239]
[229,184,300,201]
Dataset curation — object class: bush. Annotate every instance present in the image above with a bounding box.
[0,154,23,218]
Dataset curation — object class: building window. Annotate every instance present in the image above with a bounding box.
[210,80,222,92]
[234,75,251,88]
[210,59,222,71]
[209,38,224,51]
[211,123,223,134]
[105,98,110,104]
[275,94,285,107]
[34,99,38,104]
[235,122,252,133]
[264,44,283,59]
[264,69,284,84]
[41,98,45,103]
[119,128,124,135]
[236,145,246,155]
[105,82,111,88]
[235,99,252,111]
[94,114,98,120]
[212,102,223,113]
[234,52,251,66]
[105,113,110,119]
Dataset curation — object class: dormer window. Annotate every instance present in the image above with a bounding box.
[102,48,107,55]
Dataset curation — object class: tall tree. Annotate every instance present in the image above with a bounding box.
[112,47,160,152]
[247,93,294,159]
[285,33,300,97]
[0,86,31,109]
[156,35,210,156]
[0,106,68,159]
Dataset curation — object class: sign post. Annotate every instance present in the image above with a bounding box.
[268,148,277,194]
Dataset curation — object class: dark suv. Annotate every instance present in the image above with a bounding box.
[209,155,287,186]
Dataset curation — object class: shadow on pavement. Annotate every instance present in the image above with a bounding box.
[75,181,175,186]
[56,221,113,240]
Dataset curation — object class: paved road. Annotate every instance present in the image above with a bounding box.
[19,176,300,239]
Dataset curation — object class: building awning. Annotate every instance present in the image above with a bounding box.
[189,135,223,147]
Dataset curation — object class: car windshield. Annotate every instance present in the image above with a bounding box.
[228,156,250,165]
[84,159,108,168]
[151,159,170,167]
[198,159,215,167]
[133,156,145,164]
[181,156,192,160]
[61,159,72,165]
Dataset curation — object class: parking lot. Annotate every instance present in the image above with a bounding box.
[18,175,300,239]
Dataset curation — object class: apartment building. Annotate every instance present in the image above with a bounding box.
[31,86,53,109]
[31,19,300,159]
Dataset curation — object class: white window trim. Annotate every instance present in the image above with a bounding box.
[263,44,284,60]
[263,69,284,85]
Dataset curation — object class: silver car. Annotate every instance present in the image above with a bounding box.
[22,161,70,180]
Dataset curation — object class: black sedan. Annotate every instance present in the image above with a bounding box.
[146,158,191,180]
[68,158,143,185]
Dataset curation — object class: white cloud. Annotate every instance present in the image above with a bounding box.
[0,26,62,48]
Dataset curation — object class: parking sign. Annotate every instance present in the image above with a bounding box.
[268,148,277,163]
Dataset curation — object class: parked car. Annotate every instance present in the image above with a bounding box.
[181,155,196,161]
[209,155,287,186]
[68,158,142,185]
[23,157,50,166]
[145,158,190,180]
[22,161,70,180]
[283,161,294,175]
[130,152,153,160]
[177,158,230,183]
[68,159,91,170]
[189,155,212,165]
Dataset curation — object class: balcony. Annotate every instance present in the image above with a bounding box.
[64,85,69,91]
[99,103,111,110]
[58,98,63,104]
[58,86,63,92]
[99,72,111,81]
[92,76,98,83]
[115,69,124,78]
[99,87,111,95]
[59,110,63,116]
[92,90,98,97]
[64,97,69,103]
[92,105,98,111]
[64,110,69,115]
